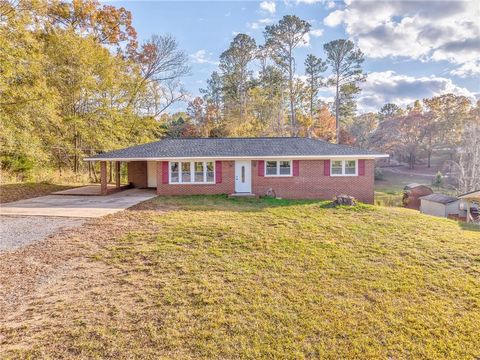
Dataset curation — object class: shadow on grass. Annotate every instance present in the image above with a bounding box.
[458,221,480,232]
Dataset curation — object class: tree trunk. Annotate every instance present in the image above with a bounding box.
[288,50,296,136]
[427,150,432,168]
[335,78,340,144]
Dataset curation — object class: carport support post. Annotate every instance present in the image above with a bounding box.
[115,161,121,188]
[100,161,108,195]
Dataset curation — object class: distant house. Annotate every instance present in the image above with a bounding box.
[420,194,460,218]
[403,183,433,210]
[85,137,388,203]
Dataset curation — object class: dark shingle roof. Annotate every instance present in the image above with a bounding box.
[86,137,386,160]
[420,194,458,204]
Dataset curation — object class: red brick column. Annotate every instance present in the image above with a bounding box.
[156,161,162,195]
[100,161,108,195]
[115,161,121,188]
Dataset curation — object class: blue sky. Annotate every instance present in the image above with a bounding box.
[111,0,479,112]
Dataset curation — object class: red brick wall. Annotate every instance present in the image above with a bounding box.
[127,161,148,188]
[251,159,375,203]
[155,161,235,195]
[146,159,374,203]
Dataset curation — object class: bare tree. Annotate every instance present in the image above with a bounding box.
[451,123,480,193]
[132,34,190,116]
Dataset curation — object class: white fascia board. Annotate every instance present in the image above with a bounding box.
[84,154,389,162]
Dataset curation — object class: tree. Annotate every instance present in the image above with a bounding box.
[304,54,327,129]
[371,108,427,169]
[311,105,336,141]
[378,103,403,122]
[264,15,311,135]
[132,34,190,116]
[219,34,256,124]
[46,0,137,53]
[423,94,471,162]
[323,39,365,143]
[200,71,223,110]
[451,122,480,193]
[349,112,378,148]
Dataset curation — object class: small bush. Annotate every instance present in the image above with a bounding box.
[432,171,443,188]
[374,167,384,180]
[0,154,34,181]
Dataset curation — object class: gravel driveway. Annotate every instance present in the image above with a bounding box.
[0,216,85,251]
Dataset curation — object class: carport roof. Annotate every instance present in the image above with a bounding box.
[85,137,388,161]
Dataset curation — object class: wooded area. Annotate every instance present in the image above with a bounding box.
[1,1,479,193]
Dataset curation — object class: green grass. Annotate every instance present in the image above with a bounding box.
[3,196,480,359]
[374,169,456,207]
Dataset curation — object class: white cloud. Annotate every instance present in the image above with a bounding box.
[190,50,219,65]
[248,18,274,30]
[323,0,480,75]
[450,61,480,78]
[296,0,323,4]
[357,71,476,112]
[310,28,324,37]
[259,1,276,14]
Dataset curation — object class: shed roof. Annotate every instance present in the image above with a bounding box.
[404,183,431,190]
[85,137,388,161]
[420,194,458,205]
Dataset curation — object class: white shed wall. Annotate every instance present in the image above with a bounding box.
[420,200,447,217]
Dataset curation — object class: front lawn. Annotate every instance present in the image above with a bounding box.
[1,196,479,359]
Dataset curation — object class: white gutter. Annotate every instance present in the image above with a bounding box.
[85,154,389,161]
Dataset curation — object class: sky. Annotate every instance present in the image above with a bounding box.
[111,0,480,113]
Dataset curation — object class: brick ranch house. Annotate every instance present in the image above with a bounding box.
[85,137,388,203]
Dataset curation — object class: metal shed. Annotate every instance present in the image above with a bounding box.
[419,194,459,218]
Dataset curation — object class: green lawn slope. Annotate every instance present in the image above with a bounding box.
[2,196,479,359]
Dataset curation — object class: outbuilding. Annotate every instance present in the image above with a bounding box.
[403,183,433,210]
[419,194,459,218]
[458,190,480,224]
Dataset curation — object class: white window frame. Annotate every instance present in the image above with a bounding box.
[330,159,358,177]
[169,161,215,184]
[264,160,292,177]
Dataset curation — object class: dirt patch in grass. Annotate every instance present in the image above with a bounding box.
[0,183,75,203]
[1,196,479,359]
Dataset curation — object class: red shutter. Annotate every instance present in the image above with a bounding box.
[162,161,169,184]
[324,160,330,176]
[292,160,299,176]
[258,160,265,176]
[215,161,222,183]
[359,159,365,176]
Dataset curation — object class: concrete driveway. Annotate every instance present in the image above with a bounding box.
[0,188,157,218]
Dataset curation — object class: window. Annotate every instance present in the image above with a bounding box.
[331,160,343,175]
[181,162,191,183]
[170,162,179,183]
[330,159,357,176]
[206,162,214,182]
[345,160,356,175]
[265,160,292,176]
[169,161,215,184]
[194,162,204,182]
[266,161,277,176]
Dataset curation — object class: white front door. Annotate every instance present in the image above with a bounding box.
[235,160,252,193]
[147,161,157,188]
